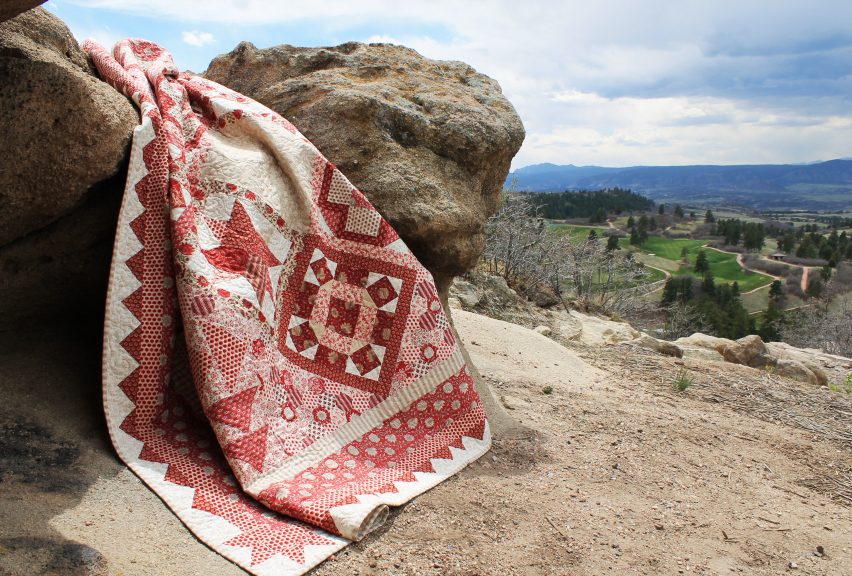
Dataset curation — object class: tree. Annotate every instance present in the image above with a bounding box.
[589,207,607,224]
[588,229,598,239]
[758,299,783,342]
[701,272,716,296]
[705,209,715,224]
[689,211,696,219]
[483,194,549,289]
[680,246,689,262]
[629,227,641,246]
[694,249,709,273]
[626,215,635,228]
[606,235,620,251]
[674,205,685,218]
[780,298,852,357]
[658,204,665,215]
[768,279,783,300]
[805,277,823,299]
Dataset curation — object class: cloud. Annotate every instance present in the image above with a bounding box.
[64,0,852,167]
[181,30,214,47]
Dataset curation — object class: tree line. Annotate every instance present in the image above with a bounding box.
[520,188,654,221]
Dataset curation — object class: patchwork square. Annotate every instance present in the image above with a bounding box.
[344,205,382,237]
[279,240,415,396]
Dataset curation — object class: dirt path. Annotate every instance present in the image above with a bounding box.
[801,266,811,293]
[641,263,672,295]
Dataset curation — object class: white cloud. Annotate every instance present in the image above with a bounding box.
[181,30,214,47]
[66,0,852,167]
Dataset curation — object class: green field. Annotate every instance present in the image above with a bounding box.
[638,265,667,284]
[639,237,705,260]
[548,223,608,241]
[636,236,774,292]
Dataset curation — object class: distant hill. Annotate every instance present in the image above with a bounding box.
[507,160,852,211]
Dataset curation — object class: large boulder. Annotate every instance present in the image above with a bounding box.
[0,9,137,325]
[204,42,525,292]
[716,335,773,369]
[0,9,136,246]
[0,0,43,24]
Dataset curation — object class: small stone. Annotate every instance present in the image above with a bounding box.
[788,561,798,569]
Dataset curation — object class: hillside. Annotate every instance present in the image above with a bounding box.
[9,303,850,575]
[508,160,852,210]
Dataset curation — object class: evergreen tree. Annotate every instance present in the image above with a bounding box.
[768,280,783,300]
[588,229,598,239]
[758,300,783,342]
[629,227,641,246]
[589,207,607,224]
[806,277,823,299]
[658,204,665,215]
[705,209,715,224]
[694,250,709,273]
[606,235,620,251]
[674,205,685,218]
[701,272,716,296]
[626,215,635,228]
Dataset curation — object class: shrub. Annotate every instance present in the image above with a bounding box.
[672,368,691,392]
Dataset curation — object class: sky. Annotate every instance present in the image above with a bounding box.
[46,0,852,169]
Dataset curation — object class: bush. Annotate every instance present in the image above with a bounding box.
[672,368,691,392]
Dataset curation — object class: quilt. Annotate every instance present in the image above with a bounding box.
[85,38,490,575]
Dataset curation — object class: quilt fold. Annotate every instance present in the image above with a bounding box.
[87,38,490,575]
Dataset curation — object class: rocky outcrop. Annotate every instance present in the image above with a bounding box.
[674,333,848,386]
[0,9,137,247]
[716,335,773,368]
[626,334,683,358]
[205,42,525,293]
[0,9,137,325]
[559,311,640,346]
[0,0,43,24]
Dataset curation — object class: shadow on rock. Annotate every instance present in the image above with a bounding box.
[0,310,121,575]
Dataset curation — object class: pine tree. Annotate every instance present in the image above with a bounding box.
[626,215,635,228]
[694,250,709,273]
[674,205,685,218]
[658,204,665,215]
[629,227,641,246]
[769,280,783,300]
[701,272,716,296]
[705,209,715,224]
[606,235,620,251]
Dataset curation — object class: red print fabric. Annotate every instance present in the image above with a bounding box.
[87,39,490,575]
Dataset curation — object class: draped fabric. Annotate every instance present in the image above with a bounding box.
[87,39,490,575]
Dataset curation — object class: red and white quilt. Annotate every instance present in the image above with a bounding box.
[85,39,490,575]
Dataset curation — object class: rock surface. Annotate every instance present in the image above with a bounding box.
[626,333,683,358]
[716,334,773,368]
[0,9,137,325]
[0,0,43,24]
[205,42,525,292]
[0,9,136,247]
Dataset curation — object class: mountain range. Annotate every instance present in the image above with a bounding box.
[506,160,852,211]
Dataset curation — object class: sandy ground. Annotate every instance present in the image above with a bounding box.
[1,310,850,575]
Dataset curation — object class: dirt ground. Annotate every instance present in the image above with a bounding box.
[1,310,850,575]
